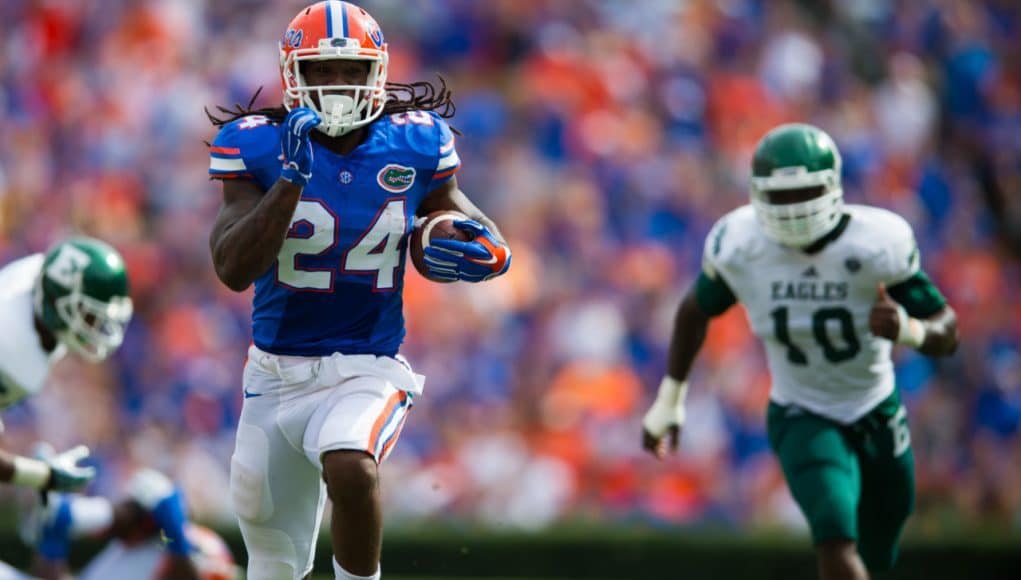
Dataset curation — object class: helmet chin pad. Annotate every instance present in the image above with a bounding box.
[315,94,358,137]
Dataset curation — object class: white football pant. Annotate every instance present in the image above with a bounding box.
[231,345,423,580]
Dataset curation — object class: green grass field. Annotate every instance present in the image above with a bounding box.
[2,512,1019,580]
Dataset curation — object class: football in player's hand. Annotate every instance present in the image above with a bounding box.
[410,210,472,282]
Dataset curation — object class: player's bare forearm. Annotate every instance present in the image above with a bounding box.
[418,177,506,244]
[666,290,712,381]
[210,178,304,291]
[870,286,959,357]
[918,306,959,357]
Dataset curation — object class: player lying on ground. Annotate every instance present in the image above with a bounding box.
[642,123,958,580]
[0,468,237,580]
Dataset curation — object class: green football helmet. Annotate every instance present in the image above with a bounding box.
[750,123,844,247]
[32,237,133,362]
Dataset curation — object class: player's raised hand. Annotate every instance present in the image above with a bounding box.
[423,219,511,283]
[44,445,96,492]
[869,283,901,341]
[641,377,689,460]
[280,107,322,186]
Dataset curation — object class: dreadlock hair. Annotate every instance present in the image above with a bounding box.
[205,76,458,133]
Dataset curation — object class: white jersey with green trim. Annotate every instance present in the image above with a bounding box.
[702,204,921,423]
[0,254,63,412]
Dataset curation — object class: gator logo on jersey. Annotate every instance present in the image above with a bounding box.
[377,164,416,193]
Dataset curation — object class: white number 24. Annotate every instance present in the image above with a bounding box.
[277,199,407,291]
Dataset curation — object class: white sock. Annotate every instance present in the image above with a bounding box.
[333,558,380,580]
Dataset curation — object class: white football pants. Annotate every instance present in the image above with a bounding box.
[230,345,424,580]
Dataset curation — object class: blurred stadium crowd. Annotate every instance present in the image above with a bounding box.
[0,0,1019,536]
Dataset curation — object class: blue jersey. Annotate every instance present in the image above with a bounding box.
[209,110,461,357]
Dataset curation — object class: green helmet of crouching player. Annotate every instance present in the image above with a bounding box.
[33,237,133,362]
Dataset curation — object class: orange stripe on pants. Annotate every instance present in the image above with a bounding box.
[366,390,407,455]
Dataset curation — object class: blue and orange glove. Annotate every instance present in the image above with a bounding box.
[423,219,511,283]
[280,107,321,186]
[128,469,192,556]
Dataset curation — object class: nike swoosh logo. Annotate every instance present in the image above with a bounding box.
[467,237,501,265]
[468,254,497,265]
[243,388,263,399]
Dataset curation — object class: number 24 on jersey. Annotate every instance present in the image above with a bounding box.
[277,199,407,291]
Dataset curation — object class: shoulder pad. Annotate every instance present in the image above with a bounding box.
[209,115,281,180]
[847,205,919,283]
[703,205,758,275]
[848,205,913,243]
[382,111,455,157]
[381,111,460,187]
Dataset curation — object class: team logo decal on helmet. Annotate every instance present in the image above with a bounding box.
[279,1,389,137]
[33,237,133,362]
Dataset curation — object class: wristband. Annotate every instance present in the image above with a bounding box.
[12,456,50,489]
[643,376,690,437]
[654,376,689,407]
[895,305,926,348]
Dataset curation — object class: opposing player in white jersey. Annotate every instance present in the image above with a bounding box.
[0,237,133,577]
[641,124,958,580]
[0,237,133,492]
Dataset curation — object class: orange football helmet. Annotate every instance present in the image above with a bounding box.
[279,1,389,137]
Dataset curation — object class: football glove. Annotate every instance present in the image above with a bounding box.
[641,377,690,459]
[13,444,96,492]
[422,219,512,283]
[128,469,193,556]
[280,107,321,186]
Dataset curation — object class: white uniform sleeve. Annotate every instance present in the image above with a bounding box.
[702,216,729,280]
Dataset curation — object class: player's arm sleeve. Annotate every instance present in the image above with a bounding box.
[879,216,947,318]
[887,271,947,318]
[695,219,737,316]
[208,125,254,180]
[208,118,280,182]
[428,114,460,189]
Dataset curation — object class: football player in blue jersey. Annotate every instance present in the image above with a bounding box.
[205,2,511,579]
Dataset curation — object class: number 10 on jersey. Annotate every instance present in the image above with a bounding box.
[277,199,407,291]
[771,305,861,364]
